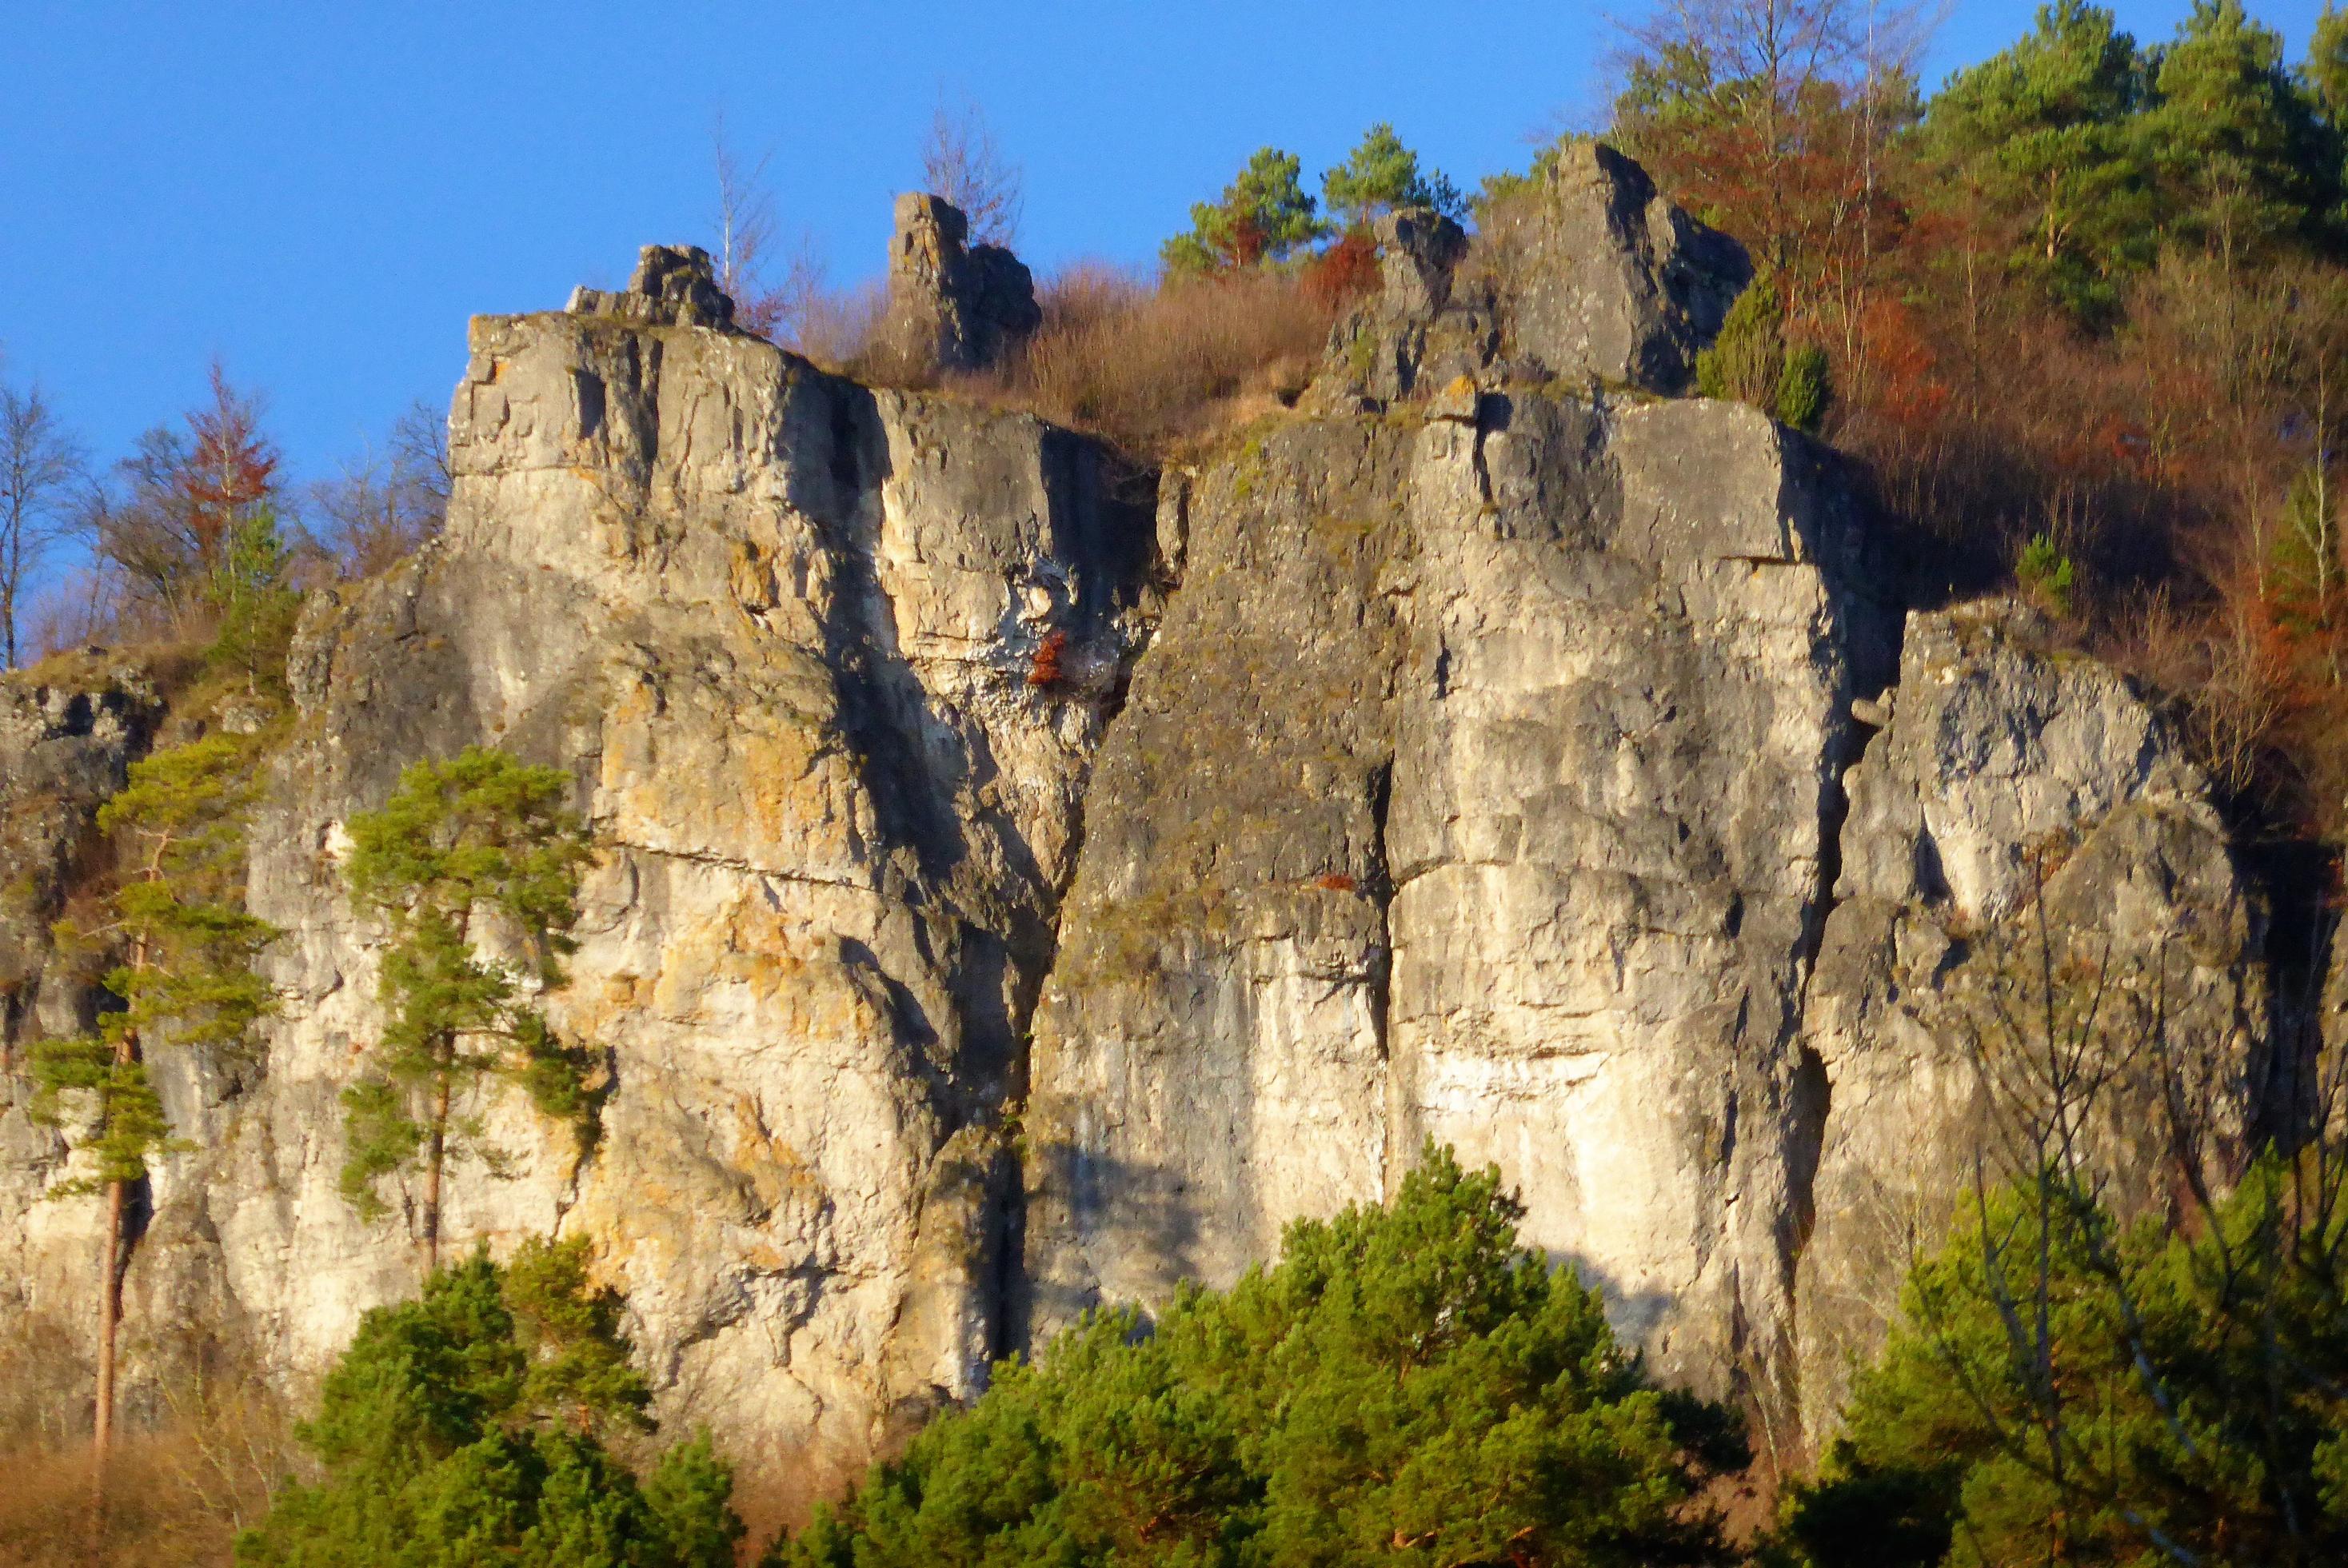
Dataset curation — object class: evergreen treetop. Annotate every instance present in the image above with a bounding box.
[1161,147,1328,273]
[30,732,279,1191]
[772,1145,1738,1568]
[337,745,597,1256]
[237,1238,742,1568]
[1320,123,1464,229]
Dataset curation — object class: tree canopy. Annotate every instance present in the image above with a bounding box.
[338,745,597,1267]
[770,1146,1739,1568]
[1161,148,1328,273]
[1783,1157,2348,1566]
[1320,123,1464,229]
[236,1238,742,1568]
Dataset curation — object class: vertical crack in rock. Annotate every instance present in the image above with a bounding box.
[816,385,969,891]
[2243,835,2342,1151]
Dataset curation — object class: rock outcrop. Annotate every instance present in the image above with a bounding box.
[0,144,2314,1494]
[1023,391,1903,1446]
[1793,604,2264,1441]
[1313,141,1751,410]
[569,244,741,332]
[0,274,1154,1490]
[886,194,1040,373]
[1024,405,2266,1463]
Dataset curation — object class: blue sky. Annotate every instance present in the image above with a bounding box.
[0,1,2328,485]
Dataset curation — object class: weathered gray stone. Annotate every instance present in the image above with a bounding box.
[0,288,1156,1490]
[0,194,2291,1498]
[1024,411,2257,1469]
[1311,208,1499,409]
[0,658,168,1434]
[1311,145,1751,409]
[886,194,1040,373]
[1026,391,1902,1455]
[1794,603,2262,1448]
[568,244,739,331]
[1499,142,1751,392]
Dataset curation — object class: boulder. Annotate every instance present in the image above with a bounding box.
[1499,141,1750,392]
[1311,207,1499,409]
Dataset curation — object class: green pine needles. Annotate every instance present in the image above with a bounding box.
[1321,122,1464,229]
[770,1145,1739,1568]
[337,746,597,1270]
[1162,148,1328,273]
[29,731,282,1464]
[1783,1156,2348,1566]
[1695,269,1833,433]
[235,1237,743,1568]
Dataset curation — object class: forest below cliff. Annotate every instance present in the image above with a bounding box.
[9,3,2348,1567]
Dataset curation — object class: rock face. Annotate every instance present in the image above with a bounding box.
[1024,407,2267,1463]
[886,194,1040,373]
[0,144,2310,1490]
[1793,604,2265,1442]
[1501,141,1751,391]
[0,283,1155,1490]
[0,659,168,1432]
[1024,393,1903,1448]
[1314,142,1751,410]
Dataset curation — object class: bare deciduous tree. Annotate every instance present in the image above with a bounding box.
[307,402,449,581]
[710,117,833,344]
[0,377,86,668]
[921,94,1023,248]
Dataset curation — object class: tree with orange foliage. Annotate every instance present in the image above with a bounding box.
[79,364,282,632]
[1611,0,1923,403]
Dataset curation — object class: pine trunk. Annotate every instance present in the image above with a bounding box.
[90,1171,124,1535]
[422,1073,449,1273]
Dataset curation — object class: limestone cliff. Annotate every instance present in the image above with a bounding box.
[0,170,2310,1486]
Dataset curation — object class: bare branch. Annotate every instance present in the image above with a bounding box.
[0,377,86,668]
[920,93,1023,248]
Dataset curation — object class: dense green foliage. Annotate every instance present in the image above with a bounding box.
[28,734,279,1190]
[1320,123,1463,229]
[1915,0,2156,323]
[205,501,302,694]
[337,747,596,1257]
[1161,148,1328,272]
[770,1147,1737,1568]
[1695,272,1831,433]
[236,1238,742,1567]
[1783,1158,2348,1566]
[1914,0,2340,321]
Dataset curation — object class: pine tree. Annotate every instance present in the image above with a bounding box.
[2313,5,2348,122]
[1697,269,1834,432]
[1320,123,1464,229]
[236,1237,744,1567]
[1916,0,2155,323]
[1160,148,1328,272]
[770,1145,1739,1567]
[337,747,596,1271]
[1783,1159,2348,1566]
[28,734,279,1498]
[2140,0,2334,263]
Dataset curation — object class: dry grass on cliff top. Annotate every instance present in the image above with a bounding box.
[972,265,1336,461]
[797,263,1342,464]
